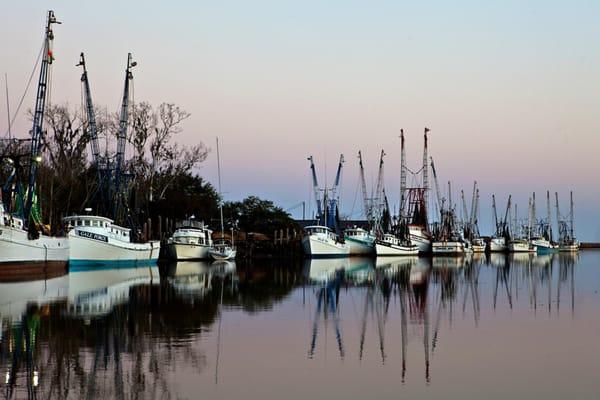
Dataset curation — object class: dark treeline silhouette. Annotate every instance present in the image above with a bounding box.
[0,101,298,239]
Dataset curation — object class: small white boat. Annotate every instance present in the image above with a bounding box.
[471,237,486,253]
[344,227,375,255]
[64,215,160,268]
[375,233,419,256]
[209,239,237,260]
[302,225,349,257]
[167,218,213,260]
[489,237,507,252]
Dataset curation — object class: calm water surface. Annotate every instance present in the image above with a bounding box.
[1,251,599,399]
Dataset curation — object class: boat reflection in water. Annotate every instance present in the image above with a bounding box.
[0,252,585,399]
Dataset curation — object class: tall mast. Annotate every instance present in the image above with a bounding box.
[216,138,224,236]
[555,192,561,237]
[374,150,386,233]
[447,181,453,213]
[546,190,552,241]
[422,128,429,218]
[492,194,499,232]
[4,74,10,139]
[358,151,370,224]
[469,181,477,228]
[430,157,444,215]
[77,53,101,167]
[23,10,60,230]
[504,195,512,238]
[331,154,344,202]
[569,191,574,240]
[399,129,406,219]
[308,156,322,220]
[113,53,136,220]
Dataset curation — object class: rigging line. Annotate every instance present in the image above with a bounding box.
[3,40,45,138]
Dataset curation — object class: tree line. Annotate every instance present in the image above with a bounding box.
[0,101,298,238]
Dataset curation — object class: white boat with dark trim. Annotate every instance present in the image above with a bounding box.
[64,215,160,268]
[302,226,349,258]
[0,204,69,268]
[166,218,213,260]
[375,233,418,256]
[432,240,470,255]
[344,227,375,255]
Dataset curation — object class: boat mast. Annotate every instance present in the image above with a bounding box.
[399,129,406,219]
[216,138,225,237]
[422,128,429,222]
[358,151,371,225]
[569,191,574,241]
[546,190,552,241]
[492,194,499,234]
[113,53,136,221]
[308,156,322,221]
[23,10,60,231]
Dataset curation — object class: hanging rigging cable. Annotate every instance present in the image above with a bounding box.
[3,41,45,138]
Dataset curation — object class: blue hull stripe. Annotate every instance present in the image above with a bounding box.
[69,259,158,272]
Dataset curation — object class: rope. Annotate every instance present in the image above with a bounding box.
[4,40,45,137]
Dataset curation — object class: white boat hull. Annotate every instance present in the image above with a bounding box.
[559,244,579,252]
[432,241,466,255]
[0,226,69,264]
[508,241,531,253]
[375,241,419,256]
[167,243,212,260]
[68,233,160,268]
[345,236,374,255]
[302,235,349,258]
[489,238,507,252]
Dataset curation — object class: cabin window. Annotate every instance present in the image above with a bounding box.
[92,221,99,227]
[84,220,90,226]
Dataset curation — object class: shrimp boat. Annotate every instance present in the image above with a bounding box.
[166,218,213,260]
[344,227,375,255]
[66,52,160,267]
[375,233,419,256]
[303,155,349,258]
[209,138,236,261]
[0,11,68,270]
[64,214,160,268]
[556,191,580,252]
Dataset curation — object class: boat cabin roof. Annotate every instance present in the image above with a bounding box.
[304,225,332,232]
[64,215,131,233]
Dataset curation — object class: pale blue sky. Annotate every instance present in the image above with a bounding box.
[2,1,600,238]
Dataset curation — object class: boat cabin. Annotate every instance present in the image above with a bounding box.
[64,215,132,242]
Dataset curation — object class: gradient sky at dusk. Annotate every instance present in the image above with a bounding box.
[2,1,600,239]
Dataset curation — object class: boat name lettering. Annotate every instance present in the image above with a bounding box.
[78,230,108,242]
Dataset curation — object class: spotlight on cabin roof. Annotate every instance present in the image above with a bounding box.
[84,207,92,213]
